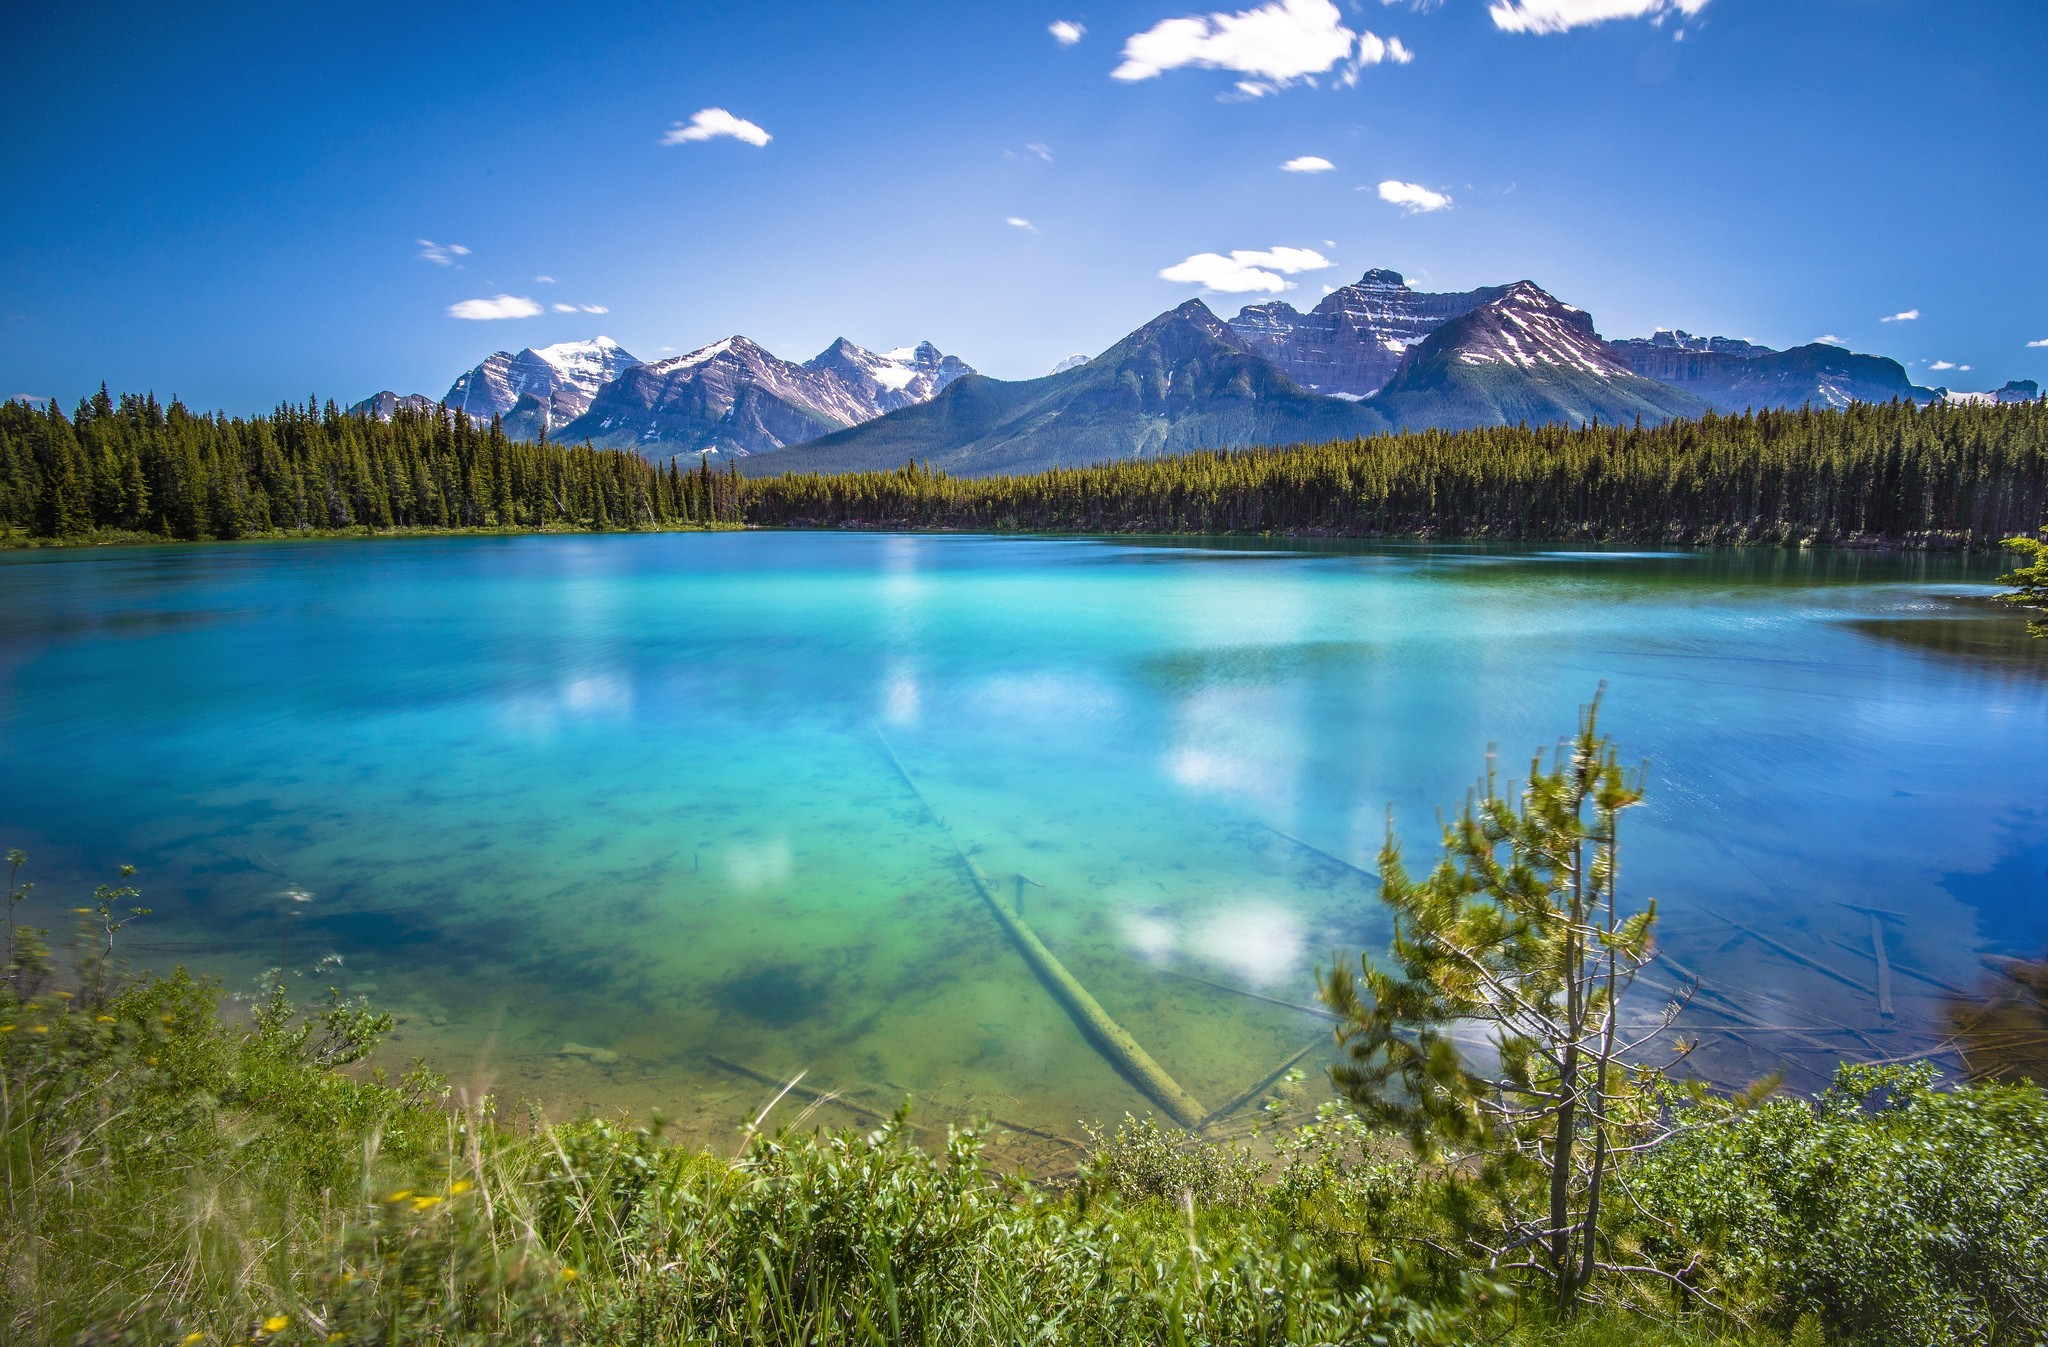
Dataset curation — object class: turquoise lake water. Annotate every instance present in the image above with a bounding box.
[3,533,2044,1149]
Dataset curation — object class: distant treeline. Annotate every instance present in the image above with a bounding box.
[0,390,742,539]
[4,392,2044,546]
[746,400,2048,546]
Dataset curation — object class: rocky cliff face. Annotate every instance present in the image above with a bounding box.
[1227,270,1514,397]
[805,339,974,414]
[443,338,641,431]
[1371,283,1708,429]
[1996,380,2041,404]
[1611,329,1773,360]
[1611,339,1934,412]
[557,336,973,457]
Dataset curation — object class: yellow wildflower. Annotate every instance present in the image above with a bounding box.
[384,1189,412,1203]
[411,1195,443,1211]
[561,1267,579,1282]
[96,1014,116,1023]
[55,990,73,998]
[0,1024,15,1033]
[181,1333,205,1345]
[262,1315,290,1333]
[31,1025,49,1035]
[448,1179,473,1195]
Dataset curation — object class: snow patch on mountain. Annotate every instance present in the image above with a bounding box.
[444,336,641,430]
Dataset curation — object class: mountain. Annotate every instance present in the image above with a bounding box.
[443,338,641,432]
[807,339,974,412]
[737,299,1388,479]
[1614,329,1775,359]
[1227,270,1516,398]
[1610,333,1936,411]
[1996,380,2041,404]
[1370,283,1709,429]
[555,337,973,458]
[346,391,438,421]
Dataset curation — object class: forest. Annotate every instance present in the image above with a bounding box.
[3,391,2045,547]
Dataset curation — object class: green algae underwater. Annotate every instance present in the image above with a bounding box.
[2,531,2043,1150]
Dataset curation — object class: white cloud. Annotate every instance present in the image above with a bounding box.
[2029,338,2048,348]
[1049,19,1086,44]
[1377,179,1453,213]
[1488,0,1709,34]
[1281,154,1335,172]
[447,294,543,320]
[580,303,608,314]
[1960,364,1971,372]
[1815,334,1844,345]
[534,274,556,284]
[1351,31,1414,71]
[1929,360,1956,371]
[1880,308,1920,323]
[1159,245,1335,293]
[552,303,577,313]
[1112,0,1407,89]
[1026,141,1054,161]
[417,239,470,266]
[1005,216,1039,232]
[661,108,771,147]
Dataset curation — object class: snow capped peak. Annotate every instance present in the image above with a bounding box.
[670,337,742,369]
[1441,285,1629,379]
[564,333,977,458]
[531,337,636,377]
[443,336,640,428]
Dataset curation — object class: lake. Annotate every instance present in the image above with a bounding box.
[3,532,2043,1153]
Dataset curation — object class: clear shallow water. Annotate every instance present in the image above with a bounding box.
[2,534,2044,1148]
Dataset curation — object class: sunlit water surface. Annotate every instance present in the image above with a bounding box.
[3,534,2043,1152]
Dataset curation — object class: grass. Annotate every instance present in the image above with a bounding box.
[3,860,2042,1345]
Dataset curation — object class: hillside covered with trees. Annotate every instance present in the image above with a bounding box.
[4,392,2044,548]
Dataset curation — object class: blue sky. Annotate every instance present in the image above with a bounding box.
[3,0,2044,411]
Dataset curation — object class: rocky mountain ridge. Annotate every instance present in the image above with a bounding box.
[444,338,642,433]
[556,336,974,457]
[1227,269,1521,398]
[349,270,2028,470]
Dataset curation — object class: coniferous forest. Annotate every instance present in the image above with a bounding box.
[0,390,743,540]
[3,391,2044,546]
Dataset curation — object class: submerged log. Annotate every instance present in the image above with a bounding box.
[875,725,1210,1129]
[1870,915,1896,1019]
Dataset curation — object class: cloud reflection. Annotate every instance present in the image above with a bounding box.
[724,837,793,891]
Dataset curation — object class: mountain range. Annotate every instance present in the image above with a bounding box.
[350,269,2024,478]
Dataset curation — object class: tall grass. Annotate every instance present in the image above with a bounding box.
[4,859,2041,1344]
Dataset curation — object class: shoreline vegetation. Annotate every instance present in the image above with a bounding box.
[6,712,2047,1344]
[3,393,2045,552]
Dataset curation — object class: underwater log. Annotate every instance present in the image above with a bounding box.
[874,725,1209,1130]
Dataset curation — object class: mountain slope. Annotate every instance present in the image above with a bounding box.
[558,336,972,457]
[346,391,438,421]
[1228,270,1515,398]
[1610,334,1937,411]
[444,338,641,432]
[741,299,1389,478]
[1371,283,1709,429]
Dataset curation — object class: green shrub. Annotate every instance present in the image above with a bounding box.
[1622,1063,2048,1344]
